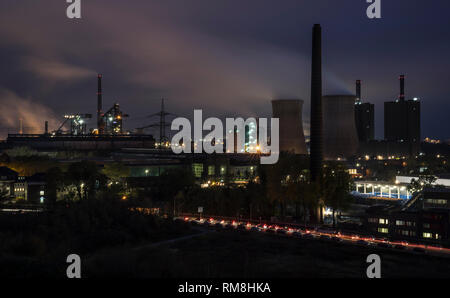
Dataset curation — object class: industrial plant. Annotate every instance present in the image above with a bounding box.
[3,74,156,151]
[0,19,449,281]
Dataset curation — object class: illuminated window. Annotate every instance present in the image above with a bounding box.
[208,166,215,176]
[423,233,432,239]
[378,228,389,234]
[426,199,447,205]
[396,220,405,226]
[192,164,204,178]
[379,218,389,225]
[406,221,415,227]
[399,230,415,237]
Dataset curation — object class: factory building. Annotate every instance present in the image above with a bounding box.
[0,167,18,199]
[363,188,450,246]
[358,75,421,158]
[2,74,155,151]
[271,99,307,154]
[4,134,155,151]
[354,80,375,142]
[322,95,359,160]
[384,75,421,154]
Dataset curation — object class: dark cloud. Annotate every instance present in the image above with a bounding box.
[0,0,449,139]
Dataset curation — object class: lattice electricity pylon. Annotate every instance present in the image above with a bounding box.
[137,98,177,148]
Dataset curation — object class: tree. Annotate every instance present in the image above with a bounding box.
[287,174,320,226]
[408,175,438,194]
[260,152,309,219]
[66,161,106,200]
[322,163,354,227]
[158,168,195,216]
[4,147,39,158]
[101,163,130,185]
[45,167,65,205]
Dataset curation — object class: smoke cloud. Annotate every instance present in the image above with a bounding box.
[23,57,96,82]
[0,89,60,139]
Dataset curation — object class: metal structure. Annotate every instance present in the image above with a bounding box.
[399,74,405,101]
[322,95,359,159]
[310,24,324,182]
[102,103,128,135]
[137,98,176,148]
[95,74,129,135]
[272,99,307,154]
[56,114,92,135]
[356,80,362,103]
[97,74,105,134]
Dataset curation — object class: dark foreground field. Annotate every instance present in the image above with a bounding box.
[1,199,449,279]
[84,229,450,279]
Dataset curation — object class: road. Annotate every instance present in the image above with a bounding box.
[179,216,450,258]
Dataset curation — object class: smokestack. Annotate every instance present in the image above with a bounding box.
[356,80,361,103]
[45,121,49,135]
[97,74,103,133]
[19,118,23,135]
[310,24,323,183]
[399,75,405,101]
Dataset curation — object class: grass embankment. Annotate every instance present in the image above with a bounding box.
[0,200,193,278]
[84,229,450,278]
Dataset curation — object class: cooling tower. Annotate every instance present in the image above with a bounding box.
[322,95,359,159]
[272,99,307,154]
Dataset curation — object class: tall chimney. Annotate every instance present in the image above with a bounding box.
[44,121,49,135]
[97,74,103,133]
[19,118,23,135]
[310,24,323,183]
[399,75,405,101]
[356,80,361,103]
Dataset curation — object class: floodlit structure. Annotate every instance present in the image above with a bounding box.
[103,103,128,135]
[272,99,307,154]
[322,95,359,159]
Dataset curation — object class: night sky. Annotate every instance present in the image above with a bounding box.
[0,0,449,140]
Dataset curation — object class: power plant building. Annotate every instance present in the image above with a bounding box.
[322,95,359,159]
[354,80,375,142]
[384,75,421,154]
[272,99,307,154]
